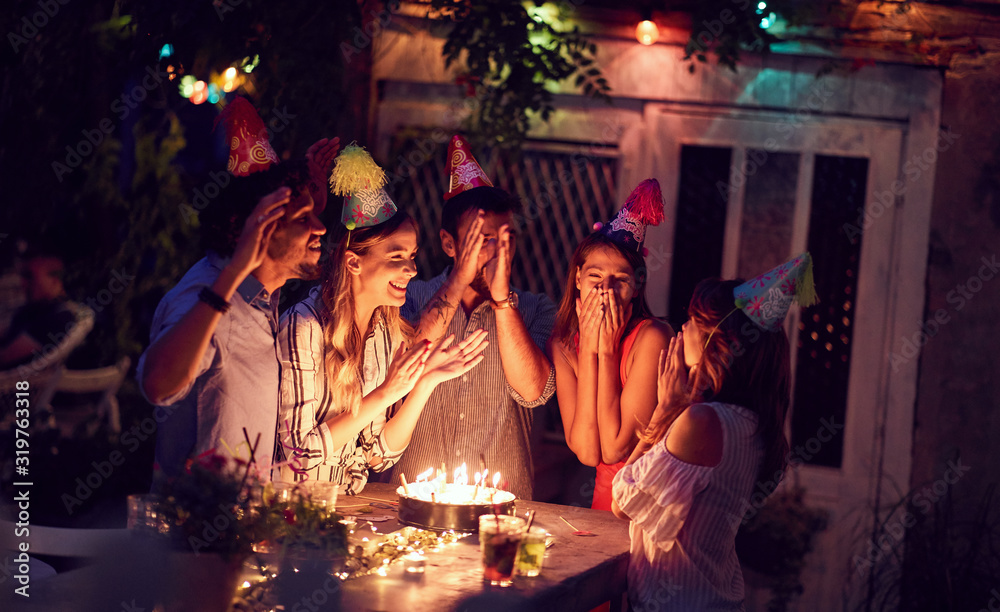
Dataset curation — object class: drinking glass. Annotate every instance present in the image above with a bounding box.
[127,493,166,535]
[479,514,526,587]
[515,526,548,577]
[304,481,339,508]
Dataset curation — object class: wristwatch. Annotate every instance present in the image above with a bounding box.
[491,290,517,311]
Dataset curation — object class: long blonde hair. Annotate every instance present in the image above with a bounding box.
[318,211,417,416]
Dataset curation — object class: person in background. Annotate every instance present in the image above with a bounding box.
[549,179,673,511]
[0,248,77,369]
[611,253,817,611]
[276,145,488,492]
[390,135,555,501]
[137,96,338,479]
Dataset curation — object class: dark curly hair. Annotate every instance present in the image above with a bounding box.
[440,186,523,239]
[199,159,311,257]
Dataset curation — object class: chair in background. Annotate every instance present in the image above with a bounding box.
[0,302,94,424]
[53,355,131,435]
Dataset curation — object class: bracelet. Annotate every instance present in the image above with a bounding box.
[198,287,231,314]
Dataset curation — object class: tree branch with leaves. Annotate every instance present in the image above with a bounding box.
[430,0,610,151]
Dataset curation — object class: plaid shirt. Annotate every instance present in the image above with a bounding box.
[390,270,556,500]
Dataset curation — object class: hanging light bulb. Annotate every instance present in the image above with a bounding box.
[636,20,659,45]
[635,8,659,46]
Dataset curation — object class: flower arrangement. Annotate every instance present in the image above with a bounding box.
[254,482,349,559]
[156,450,264,561]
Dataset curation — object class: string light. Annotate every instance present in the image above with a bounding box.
[190,80,208,105]
[222,66,238,92]
[179,75,196,99]
[635,7,659,46]
[241,54,260,73]
[635,20,659,45]
[755,2,777,29]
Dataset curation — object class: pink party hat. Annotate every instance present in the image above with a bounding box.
[599,178,665,252]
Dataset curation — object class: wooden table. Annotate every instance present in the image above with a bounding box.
[336,483,631,612]
[0,484,631,611]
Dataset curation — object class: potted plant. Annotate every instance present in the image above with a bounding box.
[155,451,265,612]
[252,482,349,612]
[736,482,829,612]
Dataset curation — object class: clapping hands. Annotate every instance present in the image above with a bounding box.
[379,341,433,407]
[420,330,489,386]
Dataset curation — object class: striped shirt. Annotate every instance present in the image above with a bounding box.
[274,288,404,493]
[389,270,556,500]
[612,402,763,611]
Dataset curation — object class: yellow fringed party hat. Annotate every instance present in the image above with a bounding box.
[329,143,397,230]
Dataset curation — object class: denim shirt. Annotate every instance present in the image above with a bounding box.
[138,253,281,478]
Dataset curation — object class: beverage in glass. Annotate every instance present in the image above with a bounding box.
[479,514,525,586]
[515,526,548,577]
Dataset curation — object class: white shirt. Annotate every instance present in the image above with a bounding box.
[613,402,763,611]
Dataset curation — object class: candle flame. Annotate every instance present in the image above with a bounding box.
[454,463,468,486]
[416,468,434,482]
[492,472,501,488]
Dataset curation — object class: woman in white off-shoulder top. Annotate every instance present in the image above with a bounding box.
[612,274,799,611]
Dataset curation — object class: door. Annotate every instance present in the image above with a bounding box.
[639,106,908,608]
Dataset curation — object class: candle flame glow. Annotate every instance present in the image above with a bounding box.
[454,463,469,486]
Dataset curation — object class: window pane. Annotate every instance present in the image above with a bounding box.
[791,154,868,468]
[738,150,799,279]
[669,145,731,326]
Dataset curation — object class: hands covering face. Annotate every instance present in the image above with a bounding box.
[576,287,630,356]
[651,331,690,423]
[449,210,513,301]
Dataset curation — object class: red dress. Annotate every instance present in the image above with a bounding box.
[589,319,652,511]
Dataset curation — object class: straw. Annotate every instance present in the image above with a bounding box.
[559,516,579,531]
[523,509,536,536]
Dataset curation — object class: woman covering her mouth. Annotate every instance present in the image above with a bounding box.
[274,145,488,492]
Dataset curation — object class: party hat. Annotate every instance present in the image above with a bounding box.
[214,96,279,176]
[598,179,665,252]
[443,135,493,201]
[329,143,397,230]
[734,252,819,331]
